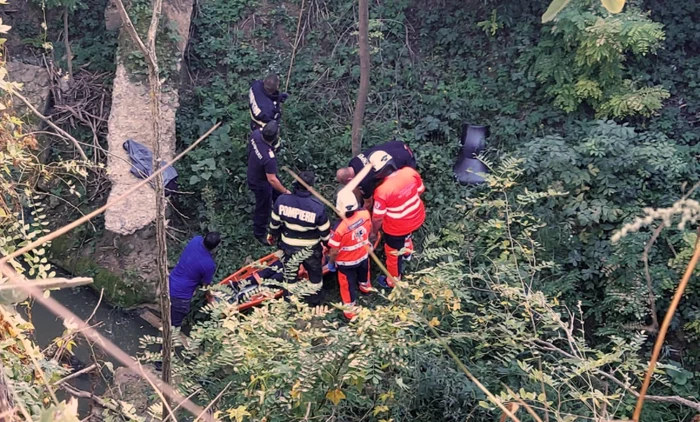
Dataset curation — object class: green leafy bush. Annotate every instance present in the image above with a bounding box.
[529,0,669,118]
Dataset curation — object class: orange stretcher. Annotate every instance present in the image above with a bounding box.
[217,234,381,311]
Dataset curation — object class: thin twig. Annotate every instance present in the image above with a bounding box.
[0,276,93,291]
[641,223,664,331]
[8,90,87,160]
[0,123,220,266]
[136,362,176,422]
[16,280,211,420]
[285,0,306,92]
[193,381,232,422]
[112,0,155,70]
[503,384,543,422]
[633,226,700,421]
[534,339,700,413]
[52,363,98,386]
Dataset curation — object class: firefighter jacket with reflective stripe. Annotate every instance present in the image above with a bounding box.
[270,189,331,248]
[349,141,416,198]
[327,210,372,266]
[249,80,282,128]
[373,167,426,236]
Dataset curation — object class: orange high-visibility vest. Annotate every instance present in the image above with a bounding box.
[328,210,372,266]
[372,167,425,235]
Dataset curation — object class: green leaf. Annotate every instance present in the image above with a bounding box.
[600,0,625,13]
[541,0,571,23]
[189,175,200,185]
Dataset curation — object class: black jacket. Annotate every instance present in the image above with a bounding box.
[249,80,282,130]
[349,141,417,198]
[270,189,330,249]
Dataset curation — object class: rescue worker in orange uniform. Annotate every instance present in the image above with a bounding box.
[327,189,372,319]
[368,152,426,288]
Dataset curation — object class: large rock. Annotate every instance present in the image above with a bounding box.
[99,0,194,303]
[103,63,178,235]
[104,0,193,235]
[5,61,51,117]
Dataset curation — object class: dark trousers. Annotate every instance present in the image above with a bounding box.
[338,259,369,305]
[249,183,279,238]
[281,243,324,305]
[383,232,414,278]
[170,296,191,327]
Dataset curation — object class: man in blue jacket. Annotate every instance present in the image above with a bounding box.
[168,232,221,327]
[249,73,289,151]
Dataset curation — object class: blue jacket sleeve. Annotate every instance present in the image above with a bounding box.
[201,261,216,286]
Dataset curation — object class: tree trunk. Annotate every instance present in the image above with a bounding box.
[111,0,172,412]
[350,0,370,156]
[63,7,73,81]
[143,0,174,404]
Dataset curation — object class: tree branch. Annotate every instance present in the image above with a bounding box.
[641,223,664,331]
[63,7,73,81]
[350,0,370,156]
[0,123,220,275]
[533,339,700,413]
[112,0,155,69]
[0,276,93,291]
[9,90,87,160]
[52,363,98,386]
[634,226,700,420]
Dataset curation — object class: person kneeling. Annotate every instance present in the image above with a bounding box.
[327,189,372,320]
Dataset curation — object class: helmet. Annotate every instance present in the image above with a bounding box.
[368,151,393,172]
[336,189,359,214]
[262,120,279,142]
[369,151,397,179]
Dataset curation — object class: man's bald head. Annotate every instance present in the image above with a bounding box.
[336,167,356,184]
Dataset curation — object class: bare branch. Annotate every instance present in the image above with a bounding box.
[350,0,370,156]
[112,0,172,405]
[633,226,700,420]
[11,280,213,421]
[52,363,98,386]
[0,122,220,266]
[9,90,87,160]
[642,223,664,331]
[533,339,700,414]
[112,0,155,69]
[285,0,306,92]
[0,276,93,291]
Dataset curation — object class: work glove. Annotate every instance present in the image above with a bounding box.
[279,92,289,103]
[327,262,337,272]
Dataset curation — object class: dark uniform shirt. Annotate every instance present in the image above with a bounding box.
[249,80,282,130]
[270,190,331,249]
[247,129,277,188]
[349,141,417,198]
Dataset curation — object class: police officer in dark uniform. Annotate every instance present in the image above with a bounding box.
[336,140,417,200]
[247,120,290,245]
[269,171,330,305]
[249,73,289,152]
